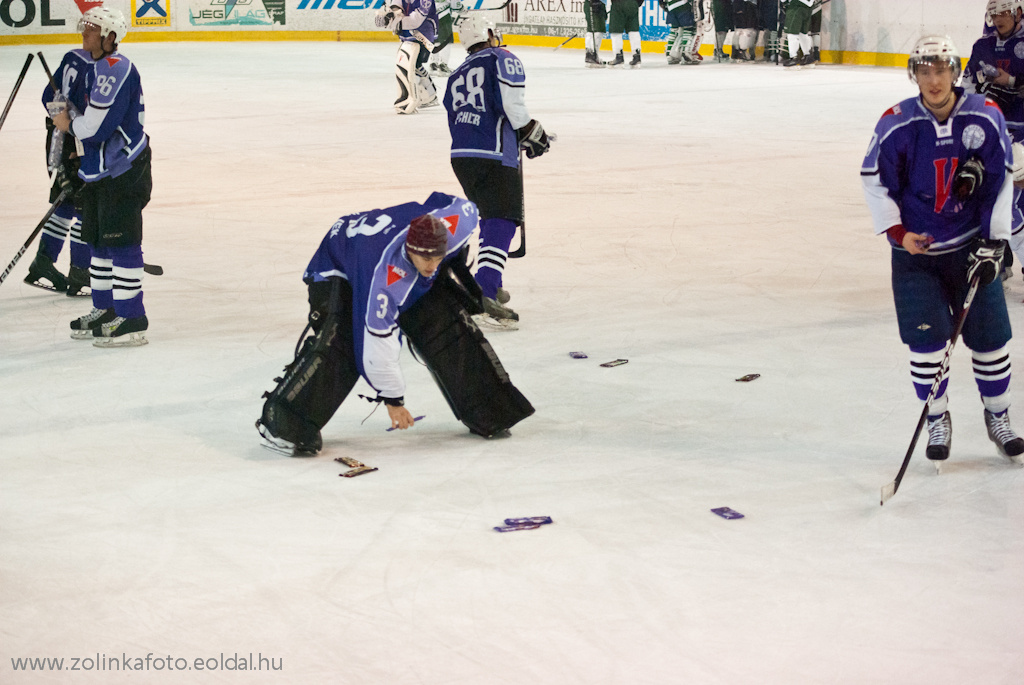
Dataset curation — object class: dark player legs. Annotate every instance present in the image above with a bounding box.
[732,2,757,30]
[608,0,640,33]
[665,6,696,29]
[585,0,607,32]
[783,1,811,34]
[451,157,523,223]
[79,146,153,249]
[758,0,778,29]
[892,248,1012,352]
[712,0,734,32]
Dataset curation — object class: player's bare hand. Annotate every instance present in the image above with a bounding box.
[902,231,933,255]
[994,68,1013,87]
[52,109,71,132]
[387,404,416,430]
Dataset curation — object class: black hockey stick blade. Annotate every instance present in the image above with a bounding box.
[36,51,59,97]
[880,274,981,505]
[143,263,163,276]
[509,149,526,258]
[0,53,34,135]
[0,188,69,288]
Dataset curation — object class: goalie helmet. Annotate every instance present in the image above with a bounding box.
[77,5,128,45]
[907,35,961,85]
[457,15,500,50]
[406,214,449,258]
[986,0,1023,27]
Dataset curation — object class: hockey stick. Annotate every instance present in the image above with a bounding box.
[0,53,34,136]
[509,148,526,258]
[880,273,982,505]
[552,31,582,51]
[0,189,69,288]
[144,263,163,275]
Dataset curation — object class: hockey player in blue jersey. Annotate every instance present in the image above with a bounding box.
[376,0,440,113]
[443,15,550,330]
[862,35,1024,464]
[965,0,1024,274]
[51,5,152,348]
[23,48,95,297]
[256,192,534,457]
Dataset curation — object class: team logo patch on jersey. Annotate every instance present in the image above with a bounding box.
[1016,42,1024,60]
[441,214,459,235]
[962,124,986,150]
[104,56,122,67]
[386,264,407,286]
[917,323,932,331]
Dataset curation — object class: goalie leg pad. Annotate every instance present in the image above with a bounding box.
[257,279,360,455]
[395,41,420,114]
[399,276,534,437]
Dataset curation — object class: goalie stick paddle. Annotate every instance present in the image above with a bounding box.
[509,149,526,259]
[0,188,69,288]
[0,53,34,136]
[880,274,982,505]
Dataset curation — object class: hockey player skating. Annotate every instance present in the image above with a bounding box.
[442,15,550,329]
[661,0,700,65]
[964,0,1024,275]
[50,5,152,347]
[862,35,1024,466]
[607,0,643,67]
[24,48,95,296]
[584,0,609,66]
[782,0,814,68]
[255,192,534,456]
[429,0,460,76]
[375,0,440,113]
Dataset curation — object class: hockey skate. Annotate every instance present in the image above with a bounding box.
[925,412,951,462]
[667,55,682,65]
[473,296,519,331]
[802,52,817,69]
[23,253,67,293]
[607,51,625,67]
[713,48,728,62]
[92,315,149,348]
[495,287,511,305]
[65,265,90,297]
[984,410,1024,464]
[70,307,115,340]
[256,419,322,457]
[783,56,802,69]
[585,50,604,68]
[629,51,641,69]
[429,62,452,77]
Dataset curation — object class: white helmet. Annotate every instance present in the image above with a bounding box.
[986,0,1023,27]
[907,35,961,84]
[77,5,128,45]
[456,14,499,50]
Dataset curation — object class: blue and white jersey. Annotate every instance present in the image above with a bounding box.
[964,28,1024,133]
[861,90,1013,253]
[68,52,148,182]
[304,192,479,398]
[443,46,532,168]
[40,48,94,116]
[397,0,438,44]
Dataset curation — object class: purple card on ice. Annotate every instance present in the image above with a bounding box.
[711,507,744,520]
[386,415,426,431]
[569,351,588,359]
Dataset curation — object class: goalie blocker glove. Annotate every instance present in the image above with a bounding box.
[967,238,1007,286]
[517,119,550,159]
[952,156,984,202]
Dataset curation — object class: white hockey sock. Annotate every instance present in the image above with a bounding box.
[112,264,144,306]
[788,34,800,58]
[799,33,813,56]
[628,31,641,54]
[91,256,113,294]
[585,32,594,51]
[973,347,1012,414]
[910,348,949,417]
[611,34,624,55]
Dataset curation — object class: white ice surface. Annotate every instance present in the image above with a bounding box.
[1,42,1023,684]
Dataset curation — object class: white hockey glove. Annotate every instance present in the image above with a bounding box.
[1012,142,1024,183]
[967,238,1007,286]
[952,156,984,202]
[517,119,550,159]
[374,8,389,27]
[388,7,405,34]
